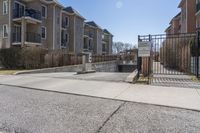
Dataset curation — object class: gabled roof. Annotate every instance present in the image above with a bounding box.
[178,0,186,8]
[103,29,113,36]
[170,12,181,24]
[85,21,102,30]
[165,25,172,33]
[63,6,85,20]
[41,0,63,7]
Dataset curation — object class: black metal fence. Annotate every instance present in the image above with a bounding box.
[138,32,200,79]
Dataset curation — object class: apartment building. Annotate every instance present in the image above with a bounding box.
[178,0,196,33]
[0,0,64,49]
[84,21,103,55]
[102,29,113,54]
[63,6,85,54]
[0,0,113,55]
[165,13,181,35]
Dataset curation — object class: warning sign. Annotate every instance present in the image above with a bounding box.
[138,41,151,57]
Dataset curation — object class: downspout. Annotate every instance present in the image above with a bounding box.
[59,10,62,49]
[53,4,56,50]
[186,0,188,32]
[8,0,11,48]
[74,16,76,53]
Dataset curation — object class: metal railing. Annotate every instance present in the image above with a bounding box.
[26,32,41,43]
[13,8,42,21]
[12,33,21,43]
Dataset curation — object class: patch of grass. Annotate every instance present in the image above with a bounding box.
[136,76,150,84]
[0,70,23,75]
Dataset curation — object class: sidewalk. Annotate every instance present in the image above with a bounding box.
[0,73,200,111]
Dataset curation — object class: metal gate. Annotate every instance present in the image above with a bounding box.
[138,32,200,84]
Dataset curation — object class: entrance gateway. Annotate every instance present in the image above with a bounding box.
[137,32,200,87]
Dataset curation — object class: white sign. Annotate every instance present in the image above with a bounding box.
[88,53,92,63]
[138,41,151,57]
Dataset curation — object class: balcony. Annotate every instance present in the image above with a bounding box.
[12,32,41,45]
[13,8,42,23]
[26,32,41,44]
[12,33,21,44]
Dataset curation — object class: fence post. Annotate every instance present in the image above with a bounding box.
[137,35,141,79]
[197,31,200,78]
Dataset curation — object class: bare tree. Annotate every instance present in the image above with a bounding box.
[112,42,134,53]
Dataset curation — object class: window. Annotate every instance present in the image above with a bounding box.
[41,27,46,39]
[3,24,8,38]
[65,16,69,27]
[41,5,47,18]
[14,2,25,18]
[66,33,68,43]
[61,31,68,47]
[3,0,8,15]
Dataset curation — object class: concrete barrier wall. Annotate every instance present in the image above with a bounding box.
[15,61,118,75]
[93,61,118,72]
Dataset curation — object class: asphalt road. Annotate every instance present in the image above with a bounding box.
[0,85,200,133]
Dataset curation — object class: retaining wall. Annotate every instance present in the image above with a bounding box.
[15,61,118,75]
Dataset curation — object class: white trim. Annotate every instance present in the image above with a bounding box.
[186,0,188,32]
[25,42,41,46]
[73,16,76,52]
[66,33,69,44]
[8,0,11,47]
[41,4,47,19]
[196,10,200,16]
[41,26,47,39]
[3,0,8,15]
[62,10,71,15]
[53,5,56,50]
[14,1,25,7]
[60,10,62,49]
[65,16,69,27]
[3,24,8,38]
[12,42,22,45]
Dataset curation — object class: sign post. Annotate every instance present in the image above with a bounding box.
[138,41,152,79]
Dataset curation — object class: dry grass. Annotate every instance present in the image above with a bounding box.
[0,70,23,75]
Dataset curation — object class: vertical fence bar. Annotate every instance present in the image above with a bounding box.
[197,31,200,78]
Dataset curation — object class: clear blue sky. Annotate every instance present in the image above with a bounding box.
[59,0,180,45]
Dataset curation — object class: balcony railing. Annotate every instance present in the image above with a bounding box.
[12,33,21,43]
[13,8,42,21]
[26,32,41,43]
[12,32,41,44]
[197,2,200,13]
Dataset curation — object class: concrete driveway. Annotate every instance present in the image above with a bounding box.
[23,72,131,82]
[0,72,200,111]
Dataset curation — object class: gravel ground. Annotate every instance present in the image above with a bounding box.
[0,85,200,133]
